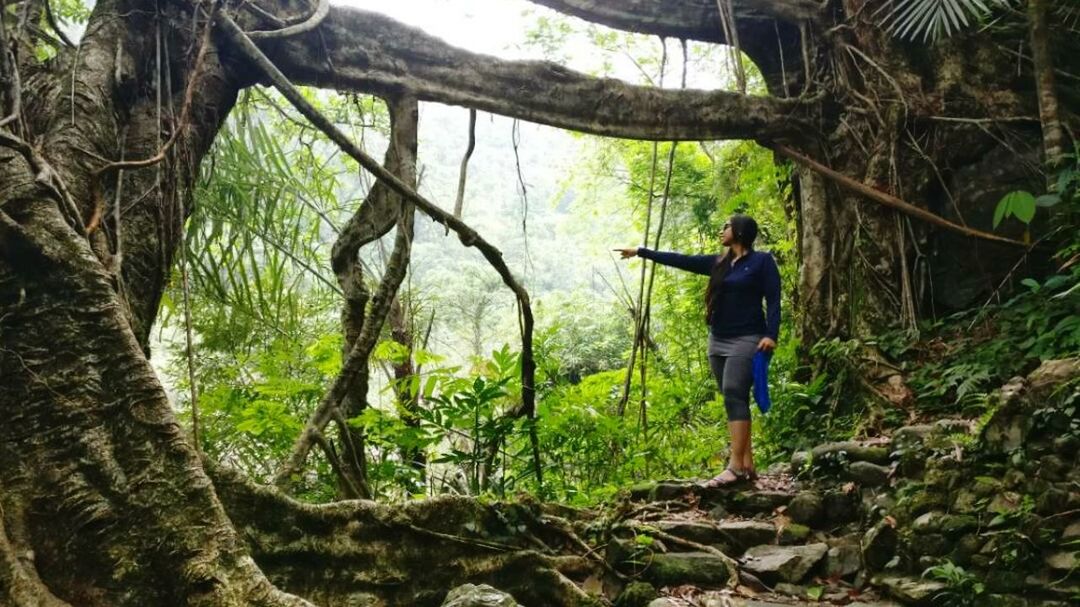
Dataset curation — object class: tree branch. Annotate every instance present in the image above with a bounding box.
[525,0,824,44]
[254,5,814,142]
[773,145,1028,247]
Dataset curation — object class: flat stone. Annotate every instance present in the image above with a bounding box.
[811,441,891,466]
[718,520,776,549]
[824,540,863,579]
[1046,550,1079,571]
[872,574,946,603]
[441,584,520,607]
[654,520,731,547]
[651,482,696,501]
[1063,520,1080,540]
[847,461,891,487]
[912,511,979,536]
[741,543,828,583]
[729,491,793,515]
[646,552,734,586]
[893,425,934,448]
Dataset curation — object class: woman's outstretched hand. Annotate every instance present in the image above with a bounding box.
[757,337,777,352]
[614,248,638,259]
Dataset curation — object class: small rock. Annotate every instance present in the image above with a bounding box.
[646,600,679,607]
[791,451,811,474]
[614,581,657,607]
[1046,550,1078,572]
[741,543,828,583]
[1036,488,1070,516]
[949,534,984,566]
[823,489,859,524]
[773,582,806,596]
[912,511,978,536]
[825,542,862,578]
[847,461,891,487]
[787,491,825,526]
[909,533,949,557]
[984,569,1026,593]
[646,552,734,586]
[730,491,792,515]
[779,523,811,545]
[972,476,1003,497]
[989,491,1024,514]
[862,521,897,572]
[651,482,693,501]
[1053,435,1079,457]
[1027,358,1080,398]
[707,503,729,521]
[893,425,934,449]
[1038,455,1069,482]
[441,584,520,607]
[872,574,946,603]
[1062,520,1080,540]
[952,488,981,513]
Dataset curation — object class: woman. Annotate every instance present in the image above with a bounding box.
[617,214,780,486]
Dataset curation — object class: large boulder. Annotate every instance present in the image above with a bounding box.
[787,491,825,527]
[872,574,946,604]
[740,543,828,583]
[645,552,734,586]
[982,359,1080,454]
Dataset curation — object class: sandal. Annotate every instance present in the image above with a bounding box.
[701,468,747,488]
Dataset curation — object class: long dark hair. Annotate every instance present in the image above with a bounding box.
[704,214,759,324]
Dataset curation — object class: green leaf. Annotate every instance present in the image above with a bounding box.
[1008,191,1036,224]
[806,586,824,601]
[1020,278,1040,291]
[1035,194,1061,208]
[992,194,1011,228]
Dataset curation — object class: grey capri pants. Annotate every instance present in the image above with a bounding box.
[707,334,761,422]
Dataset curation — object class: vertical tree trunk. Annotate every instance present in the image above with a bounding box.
[388,294,427,486]
[334,94,420,499]
[1027,0,1065,168]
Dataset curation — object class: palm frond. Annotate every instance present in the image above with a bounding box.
[876,0,1002,42]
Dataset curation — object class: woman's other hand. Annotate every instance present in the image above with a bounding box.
[614,248,638,259]
[757,337,776,352]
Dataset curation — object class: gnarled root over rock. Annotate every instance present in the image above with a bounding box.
[210,464,604,606]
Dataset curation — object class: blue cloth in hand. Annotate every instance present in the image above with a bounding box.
[752,350,772,414]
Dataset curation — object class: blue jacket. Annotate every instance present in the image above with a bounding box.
[637,248,781,341]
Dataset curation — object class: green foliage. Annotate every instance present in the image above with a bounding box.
[922,561,986,606]
[880,154,1080,416]
[993,191,1038,229]
[876,0,1014,42]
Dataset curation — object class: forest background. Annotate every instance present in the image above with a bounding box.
[43,0,1079,506]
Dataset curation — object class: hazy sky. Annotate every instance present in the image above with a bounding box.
[340,0,541,58]
[339,0,730,90]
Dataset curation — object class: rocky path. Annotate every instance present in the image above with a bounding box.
[436,359,1078,607]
